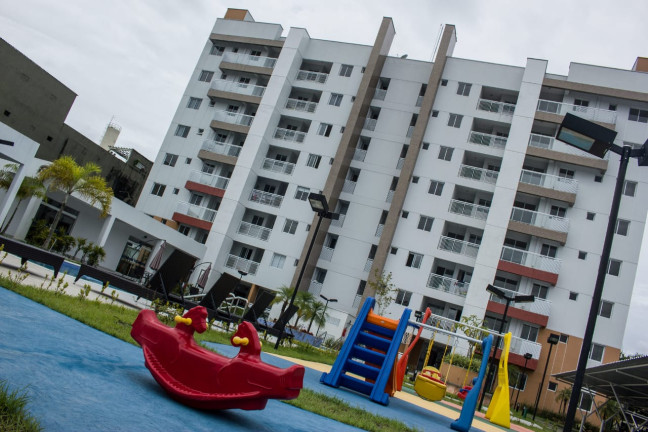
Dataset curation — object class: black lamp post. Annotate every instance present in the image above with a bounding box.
[274,193,338,349]
[533,333,560,421]
[478,284,535,410]
[316,294,338,337]
[556,113,648,432]
[237,269,248,290]
[514,352,533,409]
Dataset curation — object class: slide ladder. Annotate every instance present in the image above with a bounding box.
[320,297,411,405]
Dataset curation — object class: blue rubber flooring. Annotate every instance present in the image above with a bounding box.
[0,287,475,431]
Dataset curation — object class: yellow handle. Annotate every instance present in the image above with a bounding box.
[232,336,249,346]
[174,316,192,326]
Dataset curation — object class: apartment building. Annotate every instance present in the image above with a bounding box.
[136,8,648,413]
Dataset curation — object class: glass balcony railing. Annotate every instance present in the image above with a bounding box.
[210,79,266,97]
[375,224,384,237]
[374,88,387,101]
[438,236,480,258]
[320,246,334,262]
[386,189,395,203]
[188,170,229,190]
[500,246,561,274]
[363,118,377,131]
[364,258,374,273]
[309,280,323,297]
[342,180,357,194]
[458,165,499,185]
[273,127,306,143]
[426,274,469,297]
[296,70,328,83]
[237,221,272,241]
[490,285,551,316]
[477,99,516,115]
[285,98,318,113]
[175,201,216,222]
[510,207,569,233]
[353,148,367,162]
[469,131,507,149]
[330,214,345,227]
[536,99,617,124]
[262,158,295,175]
[249,189,283,208]
[416,95,424,107]
[519,169,578,194]
[212,110,254,127]
[225,254,259,275]
[406,125,415,138]
[448,199,490,221]
[201,139,242,157]
[222,52,277,69]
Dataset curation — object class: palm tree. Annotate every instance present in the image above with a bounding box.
[271,286,295,315]
[37,156,113,248]
[305,300,327,334]
[555,387,571,415]
[292,291,315,329]
[0,164,45,234]
[72,237,87,260]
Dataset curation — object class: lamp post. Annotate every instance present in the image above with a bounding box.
[514,352,533,409]
[237,269,248,291]
[478,284,535,410]
[533,333,560,421]
[316,294,338,337]
[556,113,648,432]
[274,193,338,349]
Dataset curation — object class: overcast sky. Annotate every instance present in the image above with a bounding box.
[1,0,647,354]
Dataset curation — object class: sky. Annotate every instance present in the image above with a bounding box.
[1,0,647,354]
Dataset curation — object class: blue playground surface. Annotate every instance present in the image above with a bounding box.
[0,287,483,431]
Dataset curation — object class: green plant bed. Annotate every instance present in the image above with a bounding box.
[0,380,42,432]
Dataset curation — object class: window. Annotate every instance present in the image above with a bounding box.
[438,146,454,161]
[616,219,630,236]
[401,211,409,219]
[586,212,595,221]
[187,97,202,109]
[520,324,539,342]
[283,219,298,234]
[210,45,224,56]
[578,251,587,260]
[317,123,333,137]
[428,180,444,196]
[329,93,343,106]
[550,206,566,218]
[569,291,578,301]
[510,373,527,391]
[431,111,439,118]
[540,244,557,258]
[448,114,463,128]
[418,216,434,232]
[573,99,589,111]
[457,82,472,96]
[314,268,327,283]
[163,153,178,167]
[295,186,310,201]
[548,382,558,392]
[422,142,430,150]
[395,290,412,306]
[178,225,190,236]
[599,300,613,318]
[559,334,569,343]
[198,70,214,82]
[172,188,179,195]
[339,64,353,77]
[589,343,605,362]
[197,129,204,136]
[231,47,239,53]
[609,104,617,111]
[624,180,637,196]
[628,108,648,123]
[174,125,190,138]
[249,50,261,57]
[559,168,575,179]
[607,259,621,276]
[270,253,286,269]
[495,276,518,291]
[579,392,594,412]
[412,176,419,184]
[406,252,423,269]
[594,175,603,183]
[441,79,448,86]
[531,283,548,299]
[151,183,166,196]
[307,154,322,168]
[185,158,192,165]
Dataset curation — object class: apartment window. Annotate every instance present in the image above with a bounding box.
[178,225,190,236]
[210,45,224,56]
[550,206,567,218]
[406,252,423,269]
[329,93,343,106]
[395,289,412,306]
[426,181,443,197]
[295,186,310,201]
[548,382,558,392]
[431,111,439,118]
[198,70,214,82]
[560,334,569,343]
[197,129,204,136]
[422,142,430,150]
[607,259,621,276]
[187,97,202,110]
[249,49,262,57]
[616,219,630,236]
[579,392,594,412]
[540,244,557,258]
[151,183,166,196]
[628,108,648,123]
[283,219,298,234]
[520,324,539,342]
[172,188,179,195]
[438,146,454,161]
[174,125,190,138]
[599,300,613,318]
[185,158,192,165]
[215,133,228,143]
[457,82,472,96]
[578,251,587,260]
[586,212,595,221]
[589,343,605,362]
[559,168,575,179]
[306,154,322,169]
[623,180,637,197]
[270,253,286,269]
[594,175,603,183]
[448,114,463,128]
[317,123,333,137]
[511,373,527,391]
[401,211,409,219]
[531,283,548,299]
[314,268,327,283]
[573,99,589,111]
[231,47,239,53]
[390,247,398,255]
[418,216,434,232]
[339,64,353,77]
[163,153,178,167]
[441,79,448,86]
[609,104,617,111]
[569,291,578,301]
[412,176,419,184]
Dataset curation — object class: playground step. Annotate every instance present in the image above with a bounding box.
[344,359,380,380]
[356,332,392,352]
[339,374,374,396]
[350,345,386,366]
[362,321,396,339]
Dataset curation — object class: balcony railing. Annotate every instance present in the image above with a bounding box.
[285,98,318,113]
[477,99,516,115]
[458,165,499,185]
[320,246,334,261]
[426,274,469,297]
[342,179,357,194]
[296,70,328,84]
[396,157,405,170]
[490,285,552,316]
[210,79,266,97]
[353,148,367,162]
[237,221,272,241]
[222,52,277,69]
[536,99,617,124]
[364,258,374,273]
[249,189,283,207]
[363,118,377,131]
[212,110,254,127]
[469,131,507,149]
[500,246,561,274]
[375,224,384,237]
[262,158,295,175]
[274,127,306,143]
[519,170,578,194]
[225,254,259,275]
[188,170,229,190]
[353,294,363,309]
[309,280,323,297]
[330,214,345,227]
[448,199,490,221]
[386,189,395,203]
[406,125,415,138]
[416,95,424,107]
[528,133,610,160]
[510,207,569,233]
[175,201,216,222]
[374,88,387,101]
[438,236,480,258]
[201,139,242,157]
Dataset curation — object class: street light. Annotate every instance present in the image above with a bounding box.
[274,193,338,349]
[316,294,338,337]
[557,113,648,432]
[514,352,533,409]
[533,333,560,421]
[478,284,535,410]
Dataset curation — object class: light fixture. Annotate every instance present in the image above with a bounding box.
[308,192,329,214]
[556,113,617,159]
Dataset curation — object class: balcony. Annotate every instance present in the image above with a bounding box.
[220,52,277,74]
[296,70,328,84]
[364,258,374,273]
[373,88,387,101]
[375,224,384,237]
[426,274,469,297]
[249,189,283,208]
[477,99,516,116]
[237,221,272,241]
[225,255,259,275]
[363,118,377,131]
[416,95,424,107]
[200,139,242,158]
[498,246,561,285]
[309,280,323,297]
[320,246,334,262]
[527,133,608,171]
[274,127,306,143]
[438,236,480,258]
[406,125,415,138]
[518,170,578,205]
[386,189,394,203]
[185,171,229,197]
[262,158,295,175]
[458,165,499,186]
[396,157,405,170]
[342,179,357,194]
[353,148,367,162]
[488,285,551,326]
[448,199,490,221]
[469,131,507,150]
[536,99,617,125]
[353,294,363,309]
[211,110,254,134]
[172,201,216,231]
[208,79,266,103]
[285,98,318,113]
[509,207,569,244]
[330,214,345,227]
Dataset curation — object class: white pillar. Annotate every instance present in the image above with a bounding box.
[96,215,115,247]
[0,163,25,232]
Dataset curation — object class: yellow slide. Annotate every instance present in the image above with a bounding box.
[485,332,512,428]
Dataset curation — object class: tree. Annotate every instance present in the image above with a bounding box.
[305,300,327,334]
[292,291,316,329]
[555,387,571,415]
[37,156,113,248]
[367,269,397,315]
[456,314,488,357]
[271,286,295,315]
[0,164,45,234]
[72,237,87,260]
[86,244,106,266]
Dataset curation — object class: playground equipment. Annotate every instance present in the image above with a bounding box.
[485,332,512,428]
[131,305,304,410]
[414,366,447,401]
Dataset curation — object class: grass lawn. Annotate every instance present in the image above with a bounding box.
[0,380,42,432]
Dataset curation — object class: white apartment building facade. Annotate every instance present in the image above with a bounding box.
[136,8,648,412]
